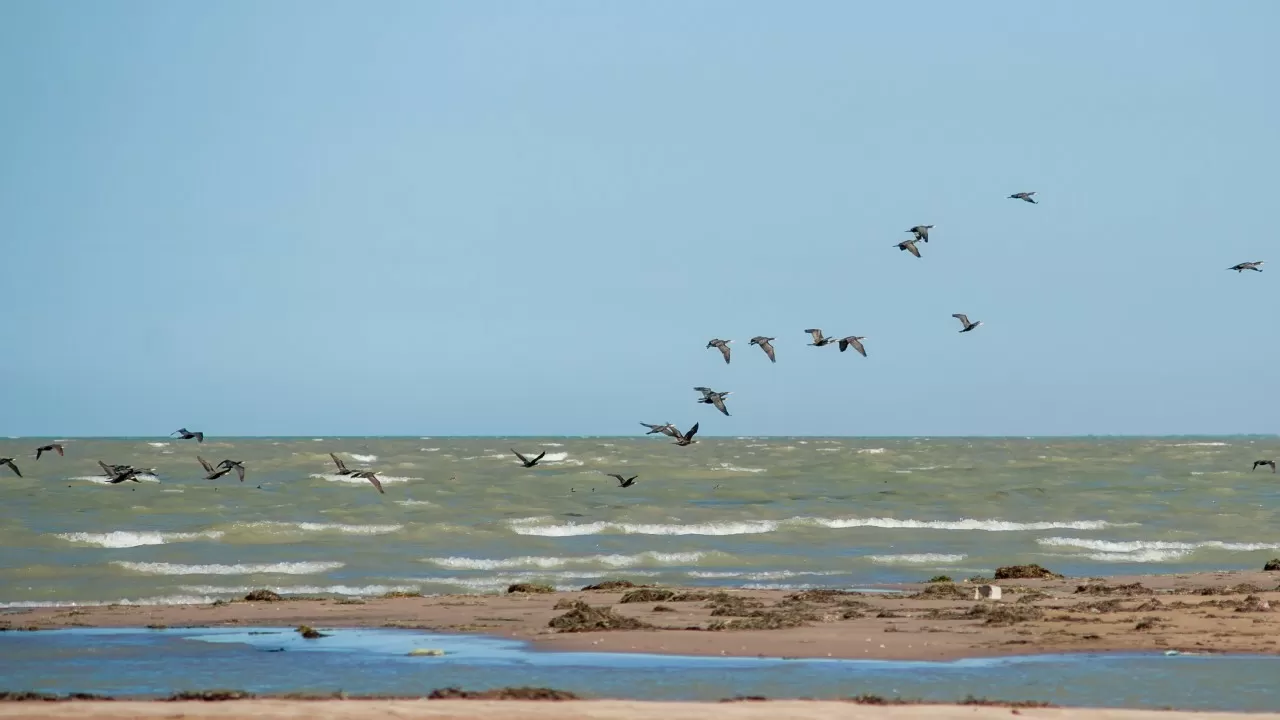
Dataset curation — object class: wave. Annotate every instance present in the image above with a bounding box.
[1168,442,1229,447]
[238,522,403,535]
[687,570,841,581]
[71,474,159,485]
[866,553,966,565]
[179,584,419,597]
[112,561,344,575]
[348,453,377,463]
[710,463,767,473]
[0,595,217,609]
[423,551,708,570]
[55,530,224,548]
[507,516,1119,537]
[147,442,169,447]
[1038,536,1280,562]
[857,448,887,454]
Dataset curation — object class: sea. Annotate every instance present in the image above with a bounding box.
[2,436,1278,607]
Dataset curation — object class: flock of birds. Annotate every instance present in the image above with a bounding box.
[0,195,1269,491]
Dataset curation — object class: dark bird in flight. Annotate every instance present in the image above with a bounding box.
[197,456,233,481]
[34,443,65,460]
[217,459,247,482]
[640,422,678,437]
[1253,460,1276,473]
[329,453,356,475]
[608,473,638,488]
[98,461,145,484]
[694,386,732,416]
[894,239,922,258]
[0,458,21,477]
[749,336,776,363]
[706,338,732,364]
[1008,192,1037,204]
[511,449,547,468]
[838,336,868,357]
[907,225,934,243]
[172,428,204,443]
[672,422,700,447]
[952,313,983,333]
[350,470,385,494]
[805,329,838,347]
[1228,261,1264,272]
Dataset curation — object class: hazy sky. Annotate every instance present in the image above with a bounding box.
[1,1,1276,437]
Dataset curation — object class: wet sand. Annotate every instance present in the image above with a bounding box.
[2,701,1279,720]
[6,569,1279,661]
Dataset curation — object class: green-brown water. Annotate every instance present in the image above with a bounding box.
[2,436,1278,606]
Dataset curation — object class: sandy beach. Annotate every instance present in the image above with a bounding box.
[6,568,1278,661]
[2,700,1279,720]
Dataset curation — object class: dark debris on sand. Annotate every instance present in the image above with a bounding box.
[295,625,327,639]
[1074,582,1153,596]
[168,690,256,701]
[910,583,971,600]
[580,580,645,591]
[994,564,1063,580]
[243,589,282,602]
[1264,559,1280,572]
[507,583,555,594]
[427,686,580,700]
[548,601,653,632]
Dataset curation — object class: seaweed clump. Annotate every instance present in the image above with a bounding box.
[966,603,1044,626]
[167,690,256,701]
[580,580,641,591]
[295,625,327,639]
[619,588,676,603]
[910,583,970,600]
[506,583,554,594]
[1264,559,1280,572]
[428,686,579,700]
[548,601,653,632]
[1073,582,1153,597]
[994,564,1063,580]
[243,589,282,602]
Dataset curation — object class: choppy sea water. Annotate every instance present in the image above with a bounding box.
[2,436,1278,606]
[2,628,1278,709]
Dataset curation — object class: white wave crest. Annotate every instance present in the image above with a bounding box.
[804,517,1117,532]
[710,463,767,473]
[424,551,706,570]
[55,530,224,548]
[147,442,170,448]
[311,473,413,485]
[509,520,779,537]
[348,453,377,463]
[112,561,344,575]
[179,584,419,597]
[240,521,403,535]
[1168,442,1229,447]
[0,595,217,609]
[866,553,966,565]
[1038,536,1280,562]
[857,448,887,454]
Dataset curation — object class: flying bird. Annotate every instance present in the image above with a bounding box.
[608,473,638,488]
[907,225,934,243]
[640,422,678,437]
[350,470,385,494]
[98,461,145,484]
[35,443,64,460]
[1253,460,1276,473]
[805,329,838,347]
[217,459,247,482]
[894,239,922,258]
[672,422,700,447]
[694,386,732,416]
[1228,261,1264,273]
[511,449,547,468]
[197,456,233,480]
[952,313,983,333]
[749,336,776,363]
[838,336,868,357]
[1008,192,1037,204]
[706,338,732,364]
[172,428,204,443]
[0,458,21,477]
[328,453,356,475]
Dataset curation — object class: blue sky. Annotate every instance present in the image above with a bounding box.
[1,1,1276,437]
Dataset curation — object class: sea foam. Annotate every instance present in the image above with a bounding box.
[507,516,1118,537]
[55,530,224,548]
[1038,536,1280,562]
[423,551,707,570]
[112,561,344,575]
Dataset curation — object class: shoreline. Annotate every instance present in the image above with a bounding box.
[5,568,1279,661]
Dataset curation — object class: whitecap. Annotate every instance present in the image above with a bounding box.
[348,453,377,463]
[508,519,779,537]
[0,595,217,609]
[857,448,887,454]
[395,500,434,507]
[311,473,413,485]
[147,442,169,448]
[803,517,1118,532]
[1168,442,1229,447]
[423,551,706,570]
[55,530,224,548]
[710,463,767,473]
[866,553,966,565]
[240,521,403,535]
[112,561,344,575]
[179,583,419,597]
[1038,537,1280,561]
[542,443,564,447]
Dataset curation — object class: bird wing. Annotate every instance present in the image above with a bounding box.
[905,241,920,258]
[719,344,731,363]
[805,329,823,343]
[329,453,348,472]
[693,386,714,396]
[952,314,970,327]
[172,429,186,436]
[849,337,867,357]
[511,449,529,464]
[4,460,20,477]
[533,451,547,463]
[686,422,700,439]
[54,444,64,456]
[194,432,204,443]
[234,464,246,482]
[760,340,775,362]
[838,338,849,352]
[364,473,385,494]
[35,447,45,460]
[712,395,729,415]
[197,456,214,473]
[607,473,623,482]
[98,460,114,476]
